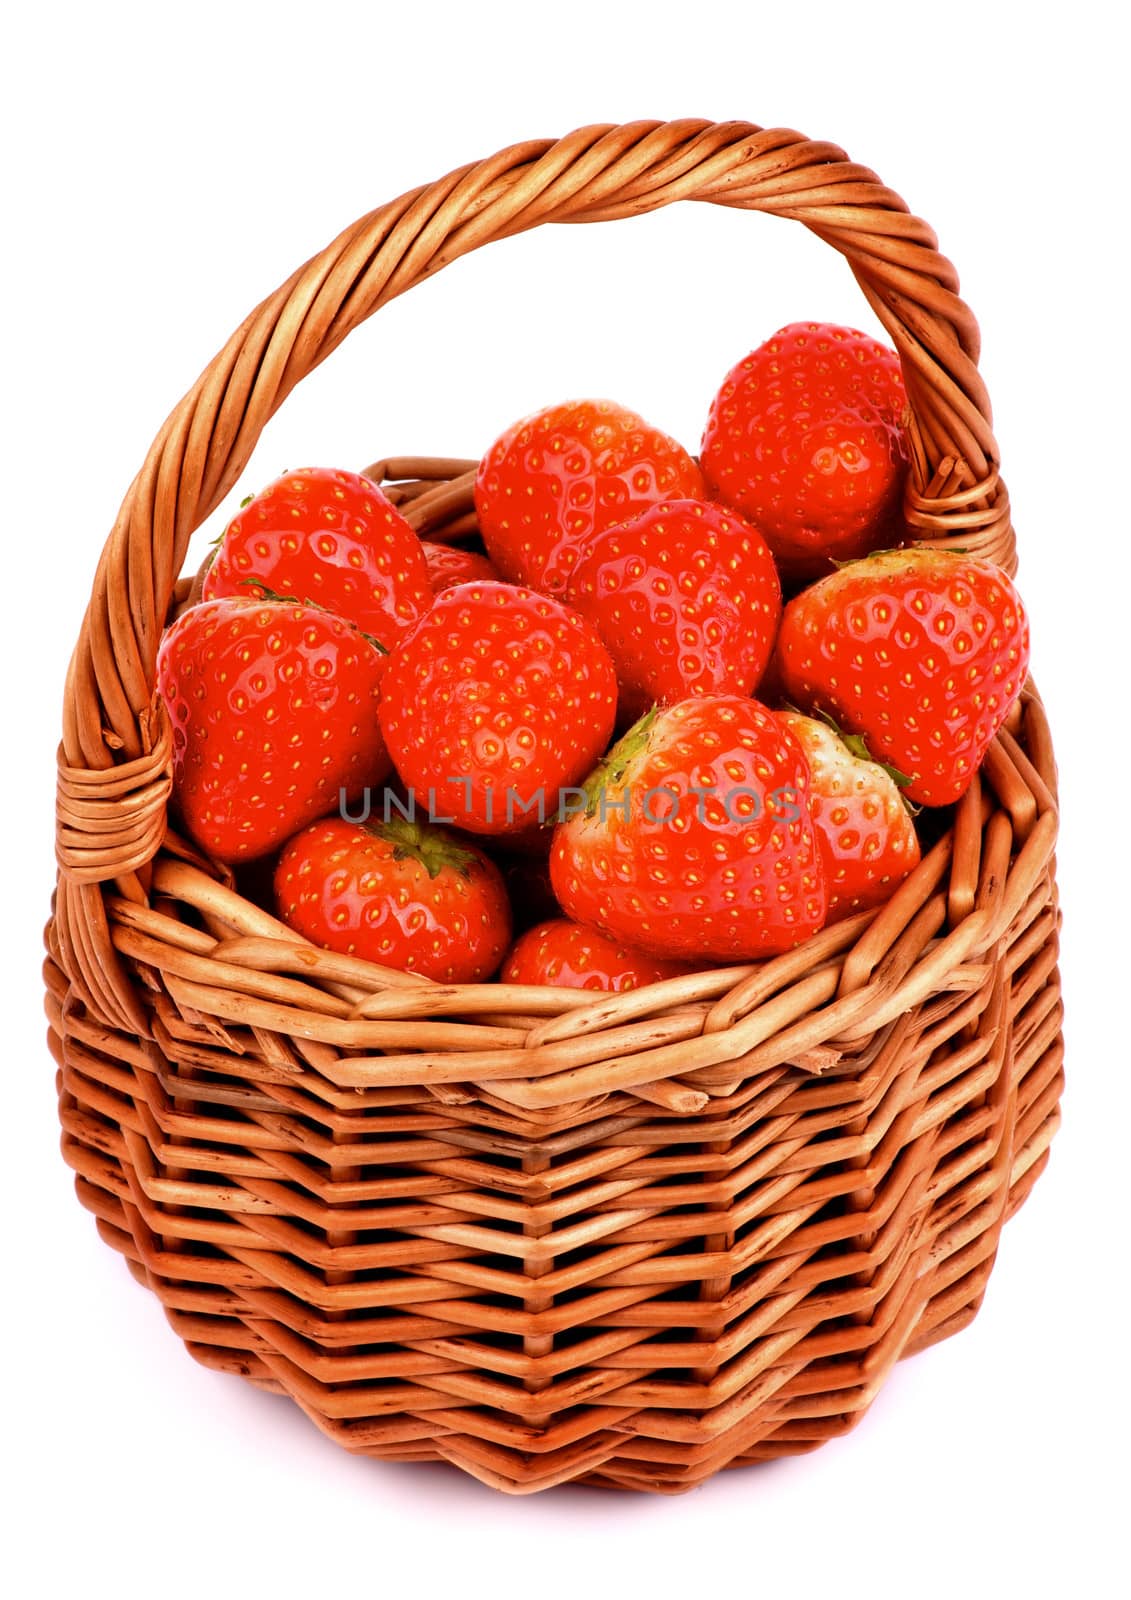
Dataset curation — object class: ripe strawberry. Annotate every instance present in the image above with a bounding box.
[778,711,921,921]
[550,697,826,961]
[501,918,692,991]
[564,498,780,721]
[203,467,432,649]
[157,597,390,862]
[421,541,500,593]
[475,399,705,595]
[274,815,511,982]
[378,581,618,836]
[701,322,908,578]
[776,550,1030,806]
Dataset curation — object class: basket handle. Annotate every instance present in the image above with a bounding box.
[56,119,1014,919]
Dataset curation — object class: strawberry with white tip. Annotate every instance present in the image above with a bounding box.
[778,711,921,921]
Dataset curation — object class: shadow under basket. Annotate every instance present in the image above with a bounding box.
[46,120,1063,1495]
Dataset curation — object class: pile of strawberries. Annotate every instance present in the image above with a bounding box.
[158,321,1030,992]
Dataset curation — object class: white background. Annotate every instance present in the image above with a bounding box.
[4,3,1129,1596]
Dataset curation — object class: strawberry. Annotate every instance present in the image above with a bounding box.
[378,580,618,836]
[550,697,826,961]
[475,399,705,595]
[501,918,692,992]
[776,549,1030,806]
[203,467,432,649]
[701,322,908,578]
[777,711,921,921]
[157,597,390,863]
[421,541,500,593]
[563,498,780,721]
[274,815,511,982]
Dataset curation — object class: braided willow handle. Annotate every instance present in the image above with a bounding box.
[54,119,1015,1026]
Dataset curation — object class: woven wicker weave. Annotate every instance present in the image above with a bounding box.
[47,120,1063,1495]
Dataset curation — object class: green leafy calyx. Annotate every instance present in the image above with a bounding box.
[582,706,658,818]
[370,815,477,880]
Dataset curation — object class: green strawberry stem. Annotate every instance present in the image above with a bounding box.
[582,706,658,817]
[370,815,477,880]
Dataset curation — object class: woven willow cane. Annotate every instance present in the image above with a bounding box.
[47,122,1060,1494]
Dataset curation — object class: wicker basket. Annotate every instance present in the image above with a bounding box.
[47,120,1063,1495]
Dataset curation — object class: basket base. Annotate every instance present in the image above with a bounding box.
[52,1011,1063,1494]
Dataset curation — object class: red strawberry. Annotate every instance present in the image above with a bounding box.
[701,322,908,578]
[421,541,500,593]
[778,711,921,921]
[550,697,826,961]
[475,399,705,595]
[776,550,1030,806]
[501,918,692,991]
[378,581,618,836]
[274,815,511,981]
[157,597,390,862]
[203,467,432,649]
[564,498,780,721]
